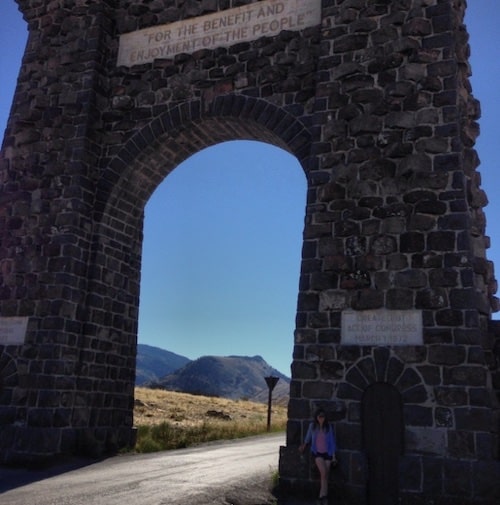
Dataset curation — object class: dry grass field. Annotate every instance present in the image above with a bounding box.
[134,386,288,426]
[133,387,288,452]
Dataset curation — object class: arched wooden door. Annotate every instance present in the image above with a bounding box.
[362,382,404,505]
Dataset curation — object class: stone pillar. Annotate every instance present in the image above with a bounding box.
[281,1,500,504]
[0,0,137,462]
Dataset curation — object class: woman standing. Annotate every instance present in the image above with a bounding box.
[299,408,337,504]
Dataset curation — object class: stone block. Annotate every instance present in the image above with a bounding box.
[402,385,428,404]
[435,407,453,427]
[400,232,425,252]
[443,459,473,497]
[336,422,363,451]
[434,386,468,406]
[443,366,487,387]
[455,407,494,431]
[422,456,444,495]
[406,427,446,455]
[319,361,344,380]
[349,114,382,134]
[396,270,428,288]
[291,361,317,380]
[428,344,466,365]
[473,461,500,501]
[404,405,433,427]
[303,380,333,399]
[429,268,458,287]
[435,309,463,326]
[351,289,384,309]
[399,455,422,491]
[386,288,414,309]
[416,288,448,309]
[337,382,363,401]
[319,290,348,311]
[371,235,397,255]
[448,430,476,459]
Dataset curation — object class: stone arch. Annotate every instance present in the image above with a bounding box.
[2,2,500,501]
[333,349,430,502]
[339,347,429,405]
[71,95,312,443]
[334,348,429,467]
[97,94,312,218]
[332,351,427,458]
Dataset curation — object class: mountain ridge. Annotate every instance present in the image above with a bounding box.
[136,343,191,386]
[137,344,290,404]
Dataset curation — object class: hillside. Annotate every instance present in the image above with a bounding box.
[151,354,290,404]
[136,344,191,385]
[134,387,287,428]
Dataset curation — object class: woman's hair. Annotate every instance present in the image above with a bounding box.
[313,408,330,431]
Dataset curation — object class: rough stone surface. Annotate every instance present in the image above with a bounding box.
[1,1,499,504]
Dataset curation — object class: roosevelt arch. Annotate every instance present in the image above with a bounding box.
[2,2,500,502]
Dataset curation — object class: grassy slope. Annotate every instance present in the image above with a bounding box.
[134,386,288,426]
[133,387,288,453]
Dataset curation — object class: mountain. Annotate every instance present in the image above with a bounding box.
[150,354,290,403]
[136,344,191,386]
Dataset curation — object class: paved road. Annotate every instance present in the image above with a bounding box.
[0,433,285,505]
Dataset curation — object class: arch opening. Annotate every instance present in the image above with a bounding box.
[138,139,307,382]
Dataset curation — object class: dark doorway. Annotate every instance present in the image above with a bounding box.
[362,382,404,505]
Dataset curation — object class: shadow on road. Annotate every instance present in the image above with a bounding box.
[0,457,104,493]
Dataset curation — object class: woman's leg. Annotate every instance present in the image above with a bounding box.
[323,459,331,497]
[315,457,331,498]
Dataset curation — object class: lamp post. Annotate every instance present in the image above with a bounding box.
[264,376,279,432]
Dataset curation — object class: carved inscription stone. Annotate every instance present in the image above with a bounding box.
[0,316,28,345]
[117,0,321,67]
[341,309,423,346]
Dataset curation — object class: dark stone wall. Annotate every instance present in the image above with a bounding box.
[0,0,498,502]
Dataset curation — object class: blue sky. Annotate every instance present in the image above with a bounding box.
[0,2,499,376]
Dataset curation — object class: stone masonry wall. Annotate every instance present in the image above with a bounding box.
[282,1,500,503]
[0,0,498,503]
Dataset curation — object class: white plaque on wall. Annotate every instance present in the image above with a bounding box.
[0,317,29,345]
[341,309,423,346]
[118,0,322,67]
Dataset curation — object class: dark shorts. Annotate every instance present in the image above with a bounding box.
[313,452,332,461]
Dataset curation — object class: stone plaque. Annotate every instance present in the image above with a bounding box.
[341,309,423,346]
[117,0,322,67]
[0,316,29,345]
